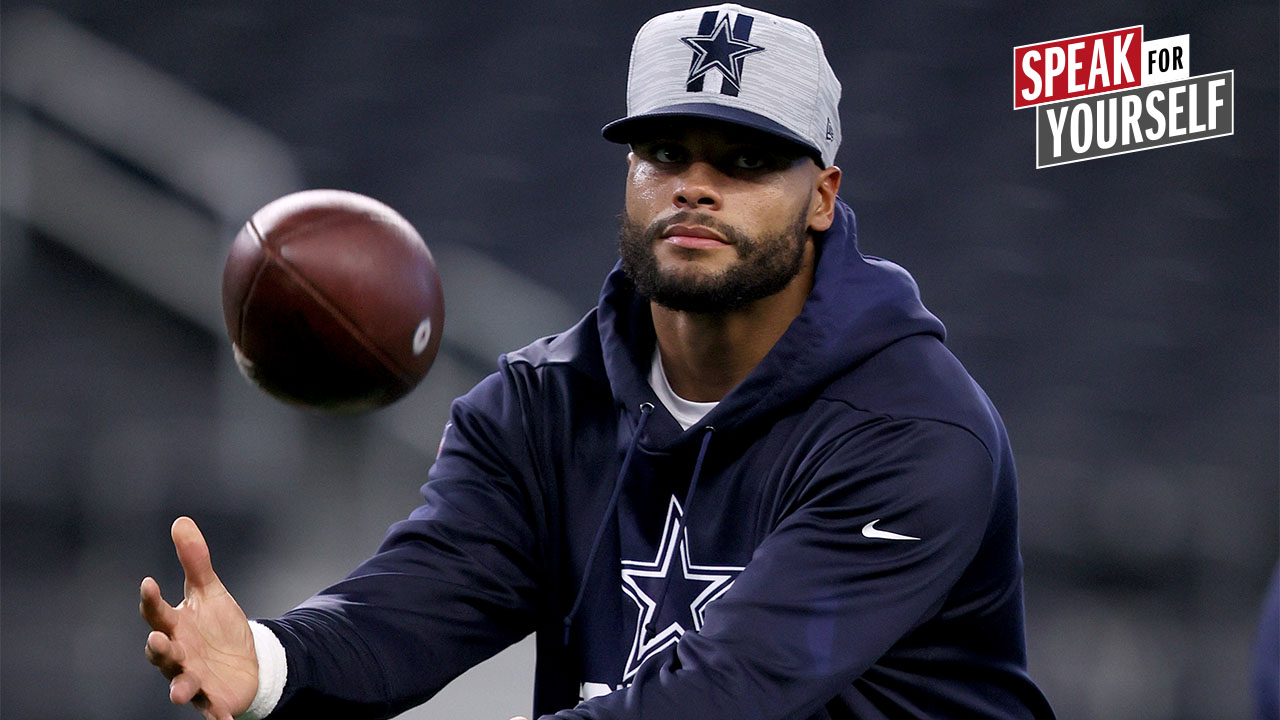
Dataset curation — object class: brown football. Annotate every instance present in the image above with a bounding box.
[222,189,444,412]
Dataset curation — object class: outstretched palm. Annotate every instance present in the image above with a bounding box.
[140,517,258,720]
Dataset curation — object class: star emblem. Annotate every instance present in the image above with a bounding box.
[681,14,765,92]
[620,496,744,681]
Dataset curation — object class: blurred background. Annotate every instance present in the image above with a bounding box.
[1,1,1275,718]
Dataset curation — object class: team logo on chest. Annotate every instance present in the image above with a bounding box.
[681,10,765,96]
[620,496,744,681]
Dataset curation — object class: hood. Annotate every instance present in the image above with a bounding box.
[597,198,945,449]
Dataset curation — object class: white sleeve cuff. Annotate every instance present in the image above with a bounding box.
[237,620,287,720]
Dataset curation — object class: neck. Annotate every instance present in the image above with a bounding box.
[651,241,815,402]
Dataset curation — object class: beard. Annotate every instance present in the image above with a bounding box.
[618,204,811,314]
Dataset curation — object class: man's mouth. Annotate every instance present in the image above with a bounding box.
[662,224,731,249]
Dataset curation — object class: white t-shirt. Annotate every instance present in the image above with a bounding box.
[648,345,719,430]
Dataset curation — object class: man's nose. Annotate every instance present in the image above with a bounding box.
[672,162,723,210]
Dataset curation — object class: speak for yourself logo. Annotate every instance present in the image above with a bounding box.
[1014,26,1234,168]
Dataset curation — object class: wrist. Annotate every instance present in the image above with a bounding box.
[236,621,287,720]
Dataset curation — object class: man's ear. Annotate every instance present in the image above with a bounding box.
[808,165,842,233]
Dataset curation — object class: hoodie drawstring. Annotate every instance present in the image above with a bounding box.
[644,425,714,642]
[564,402,654,645]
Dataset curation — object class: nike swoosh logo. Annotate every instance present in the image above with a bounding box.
[861,519,920,541]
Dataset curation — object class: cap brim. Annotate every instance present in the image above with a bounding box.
[601,103,823,166]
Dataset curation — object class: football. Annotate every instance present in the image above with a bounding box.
[221,189,444,412]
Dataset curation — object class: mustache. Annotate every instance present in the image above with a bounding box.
[642,211,748,245]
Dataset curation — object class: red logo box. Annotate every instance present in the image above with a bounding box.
[1014,26,1143,109]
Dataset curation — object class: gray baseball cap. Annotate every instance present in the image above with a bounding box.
[602,4,842,167]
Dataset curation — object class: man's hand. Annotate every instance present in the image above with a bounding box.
[140,517,259,720]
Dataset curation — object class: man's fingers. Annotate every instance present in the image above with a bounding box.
[169,667,235,720]
[191,689,235,720]
[140,577,179,632]
[169,671,202,705]
[195,696,235,720]
[145,630,186,678]
[146,630,182,662]
[171,516,220,593]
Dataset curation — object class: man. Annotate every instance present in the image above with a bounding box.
[141,5,1056,718]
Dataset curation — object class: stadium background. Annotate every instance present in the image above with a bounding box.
[1,1,1275,718]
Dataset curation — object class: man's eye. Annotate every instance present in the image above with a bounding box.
[734,153,768,170]
[653,146,683,163]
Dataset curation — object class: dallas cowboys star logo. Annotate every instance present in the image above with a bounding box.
[681,12,765,94]
[620,496,744,681]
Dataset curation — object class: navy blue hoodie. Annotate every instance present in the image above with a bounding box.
[258,199,1056,719]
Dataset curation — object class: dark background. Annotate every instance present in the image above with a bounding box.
[1,2,1276,718]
